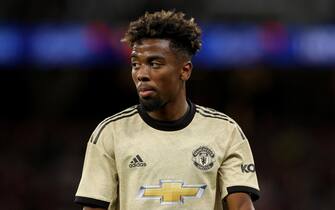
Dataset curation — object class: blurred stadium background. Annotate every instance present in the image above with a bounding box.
[1,0,334,209]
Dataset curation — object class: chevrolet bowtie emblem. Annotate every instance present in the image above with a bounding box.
[138,180,207,204]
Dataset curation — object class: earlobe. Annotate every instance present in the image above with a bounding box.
[180,62,192,81]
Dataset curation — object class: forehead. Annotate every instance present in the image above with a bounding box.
[131,39,174,58]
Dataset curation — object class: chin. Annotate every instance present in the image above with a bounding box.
[139,97,166,112]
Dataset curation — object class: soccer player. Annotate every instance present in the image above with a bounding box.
[75,10,260,210]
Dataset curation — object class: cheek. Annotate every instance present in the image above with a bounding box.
[157,72,181,91]
[131,70,137,83]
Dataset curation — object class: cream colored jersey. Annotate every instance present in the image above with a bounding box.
[75,101,260,210]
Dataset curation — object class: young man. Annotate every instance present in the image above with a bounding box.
[75,10,260,210]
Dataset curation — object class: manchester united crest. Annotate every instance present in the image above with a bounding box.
[192,146,215,170]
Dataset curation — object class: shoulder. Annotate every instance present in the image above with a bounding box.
[89,105,139,144]
[96,105,139,128]
[194,104,236,125]
[194,104,247,141]
[102,105,139,124]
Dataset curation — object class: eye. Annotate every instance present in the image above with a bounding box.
[150,62,162,69]
[131,62,140,69]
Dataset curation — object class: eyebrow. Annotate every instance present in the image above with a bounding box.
[147,55,165,61]
[131,54,165,61]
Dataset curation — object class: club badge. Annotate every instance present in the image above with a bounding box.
[192,146,215,170]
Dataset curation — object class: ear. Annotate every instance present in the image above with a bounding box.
[180,61,192,81]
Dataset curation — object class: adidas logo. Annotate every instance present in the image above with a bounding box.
[129,155,147,168]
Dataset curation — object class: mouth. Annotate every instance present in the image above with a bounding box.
[137,85,156,98]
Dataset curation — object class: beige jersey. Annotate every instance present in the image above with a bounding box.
[75,101,260,210]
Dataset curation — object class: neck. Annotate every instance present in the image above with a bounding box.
[147,96,189,121]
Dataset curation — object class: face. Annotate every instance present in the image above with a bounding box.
[131,39,191,112]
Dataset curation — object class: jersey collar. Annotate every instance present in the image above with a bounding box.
[137,100,195,131]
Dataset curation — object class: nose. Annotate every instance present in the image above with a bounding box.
[136,65,150,82]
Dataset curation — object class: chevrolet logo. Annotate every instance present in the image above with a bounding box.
[138,180,207,204]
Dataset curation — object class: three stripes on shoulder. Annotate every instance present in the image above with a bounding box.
[88,104,246,144]
[195,105,235,124]
[195,105,246,140]
[89,106,139,144]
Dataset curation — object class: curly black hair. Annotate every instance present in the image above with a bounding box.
[121,10,202,58]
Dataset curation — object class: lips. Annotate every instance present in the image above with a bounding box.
[137,85,156,98]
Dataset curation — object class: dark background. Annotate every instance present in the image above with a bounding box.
[1,1,334,210]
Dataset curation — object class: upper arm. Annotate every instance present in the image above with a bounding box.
[75,122,118,209]
[225,192,255,210]
[218,124,260,201]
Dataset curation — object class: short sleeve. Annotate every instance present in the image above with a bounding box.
[218,124,260,201]
[75,123,118,209]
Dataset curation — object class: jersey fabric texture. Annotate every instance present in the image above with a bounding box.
[75,101,260,210]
